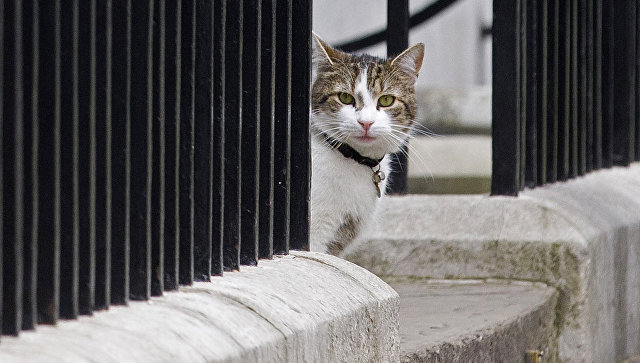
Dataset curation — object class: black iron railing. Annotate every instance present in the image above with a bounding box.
[1,0,311,337]
[492,0,639,195]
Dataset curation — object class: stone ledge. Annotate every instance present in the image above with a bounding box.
[345,163,640,362]
[0,252,400,363]
[392,279,557,363]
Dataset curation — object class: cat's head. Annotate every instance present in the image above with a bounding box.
[311,33,424,159]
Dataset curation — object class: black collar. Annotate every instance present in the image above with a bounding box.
[323,134,383,168]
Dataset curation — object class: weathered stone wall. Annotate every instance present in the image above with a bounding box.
[345,163,640,362]
[0,252,400,363]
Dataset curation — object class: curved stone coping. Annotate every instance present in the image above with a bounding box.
[0,252,400,363]
[391,278,557,363]
[344,163,640,362]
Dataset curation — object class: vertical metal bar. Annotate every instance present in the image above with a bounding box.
[128,0,154,300]
[578,0,588,173]
[15,0,26,331]
[94,0,111,309]
[58,0,80,319]
[36,0,61,323]
[536,0,548,185]
[0,0,4,335]
[569,0,579,178]
[386,0,409,194]
[289,0,311,250]
[584,0,594,173]
[163,0,180,291]
[211,0,225,275]
[258,0,274,259]
[525,0,537,188]
[593,0,603,169]
[557,0,570,181]
[613,0,636,165]
[601,0,614,167]
[546,0,559,183]
[223,0,243,270]
[637,1,640,161]
[491,0,521,195]
[193,0,213,280]
[2,0,25,334]
[272,0,290,253]
[240,0,261,264]
[224,0,243,268]
[77,0,96,316]
[109,0,130,305]
[178,0,195,285]
[21,0,38,330]
[519,0,527,191]
[151,0,165,295]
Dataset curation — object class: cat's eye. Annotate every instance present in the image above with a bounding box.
[378,95,395,107]
[338,92,355,105]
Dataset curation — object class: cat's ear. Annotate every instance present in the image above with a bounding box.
[390,43,424,80]
[312,32,349,66]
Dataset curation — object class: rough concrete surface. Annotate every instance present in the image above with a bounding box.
[391,279,557,363]
[344,163,640,362]
[0,252,399,363]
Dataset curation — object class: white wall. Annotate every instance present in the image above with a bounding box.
[312,0,492,89]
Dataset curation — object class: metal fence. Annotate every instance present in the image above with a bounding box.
[492,0,639,195]
[1,0,311,337]
[5,0,638,342]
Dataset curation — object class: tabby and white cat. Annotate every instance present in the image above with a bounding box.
[310,33,424,255]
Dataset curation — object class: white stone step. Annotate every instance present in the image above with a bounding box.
[392,278,556,362]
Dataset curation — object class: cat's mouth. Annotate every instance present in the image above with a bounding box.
[354,135,377,143]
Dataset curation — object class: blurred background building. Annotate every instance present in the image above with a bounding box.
[312,0,492,88]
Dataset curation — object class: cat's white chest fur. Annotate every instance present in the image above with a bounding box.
[309,135,389,253]
[308,33,424,254]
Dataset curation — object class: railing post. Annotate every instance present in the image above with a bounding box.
[78,0,97,314]
[223,0,242,269]
[35,0,61,325]
[178,0,195,285]
[193,0,214,281]
[151,0,166,296]
[240,0,261,264]
[22,0,39,330]
[128,0,154,301]
[289,0,311,251]
[109,0,130,306]
[273,0,291,254]
[386,0,409,195]
[525,0,538,188]
[491,0,521,195]
[2,0,25,334]
[212,0,226,274]
[162,0,180,291]
[58,0,80,318]
[536,0,548,185]
[94,0,112,309]
[259,0,275,259]
[613,0,637,165]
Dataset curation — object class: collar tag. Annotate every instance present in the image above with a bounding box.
[323,133,386,197]
[372,167,386,198]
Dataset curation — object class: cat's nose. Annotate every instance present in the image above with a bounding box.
[358,121,374,132]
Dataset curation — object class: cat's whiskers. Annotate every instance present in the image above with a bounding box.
[387,129,435,183]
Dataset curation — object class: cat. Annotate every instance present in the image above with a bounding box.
[309,33,424,255]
